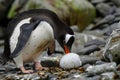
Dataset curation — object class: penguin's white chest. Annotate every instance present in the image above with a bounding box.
[22,21,54,61]
[11,21,54,62]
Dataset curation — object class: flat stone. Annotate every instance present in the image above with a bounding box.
[86,62,116,75]
[111,0,120,7]
[91,0,106,4]
[84,39,105,47]
[78,45,100,55]
[41,56,60,67]
[96,3,114,16]
[101,72,115,80]
[96,15,115,27]
[79,55,99,65]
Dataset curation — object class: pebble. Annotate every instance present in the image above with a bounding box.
[101,72,116,80]
[96,3,114,16]
[95,15,115,28]
[84,39,105,47]
[81,75,101,80]
[103,23,119,36]
[71,32,103,53]
[86,62,116,75]
[90,0,107,4]
[80,55,99,65]
[77,45,100,55]
[41,56,60,67]
[111,0,120,7]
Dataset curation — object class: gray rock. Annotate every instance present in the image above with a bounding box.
[101,72,116,80]
[86,62,116,75]
[77,45,100,55]
[0,67,6,74]
[83,64,91,70]
[80,76,101,80]
[103,28,120,63]
[6,73,41,80]
[114,16,120,23]
[95,60,106,65]
[111,0,120,7]
[83,30,104,37]
[114,8,120,16]
[71,32,103,53]
[80,55,99,65]
[64,73,101,80]
[91,0,106,4]
[84,39,105,47]
[103,23,119,36]
[96,3,114,16]
[40,56,60,67]
[0,0,14,21]
[95,15,115,28]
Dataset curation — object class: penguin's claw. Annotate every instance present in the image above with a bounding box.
[20,66,33,74]
[35,61,43,71]
[22,70,34,74]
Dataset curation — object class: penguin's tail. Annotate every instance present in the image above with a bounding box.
[1,37,12,65]
[0,54,9,65]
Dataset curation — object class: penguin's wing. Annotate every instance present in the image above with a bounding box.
[10,20,40,58]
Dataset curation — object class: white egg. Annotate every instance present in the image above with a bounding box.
[60,53,82,69]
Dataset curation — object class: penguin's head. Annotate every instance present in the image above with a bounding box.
[56,27,75,54]
[63,33,75,54]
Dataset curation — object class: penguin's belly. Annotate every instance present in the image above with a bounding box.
[12,21,54,63]
[22,22,54,62]
[22,36,51,62]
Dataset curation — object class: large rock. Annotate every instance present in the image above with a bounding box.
[71,32,104,53]
[0,0,14,21]
[8,0,96,31]
[96,3,115,17]
[111,0,120,7]
[103,23,120,63]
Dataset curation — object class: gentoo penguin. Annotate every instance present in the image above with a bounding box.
[3,9,75,73]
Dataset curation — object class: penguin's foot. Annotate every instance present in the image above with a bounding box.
[20,66,33,74]
[34,61,43,70]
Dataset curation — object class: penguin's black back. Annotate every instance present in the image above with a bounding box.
[7,9,74,37]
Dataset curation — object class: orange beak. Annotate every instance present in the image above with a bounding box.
[64,45,70,54]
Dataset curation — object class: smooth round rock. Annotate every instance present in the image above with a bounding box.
[60,53,81,69]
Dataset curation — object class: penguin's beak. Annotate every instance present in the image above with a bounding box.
[64,45,70,54]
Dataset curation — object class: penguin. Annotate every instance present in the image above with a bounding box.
[2,9,75,73]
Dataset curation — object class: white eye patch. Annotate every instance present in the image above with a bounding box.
[65,34,75,44]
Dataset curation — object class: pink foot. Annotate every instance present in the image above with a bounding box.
[34,61,43,70]
[20,66,33,73]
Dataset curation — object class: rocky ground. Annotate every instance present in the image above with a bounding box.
[0,0,120,80]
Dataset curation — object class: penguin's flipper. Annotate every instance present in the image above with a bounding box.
[10,20,40,58]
